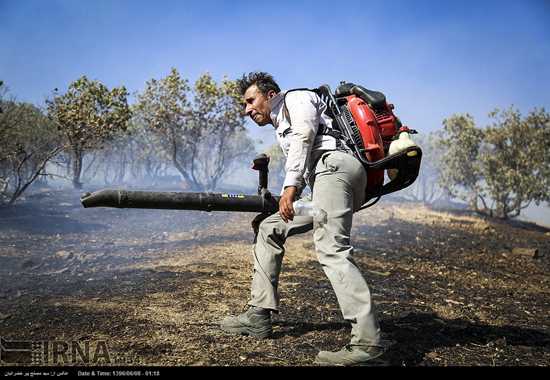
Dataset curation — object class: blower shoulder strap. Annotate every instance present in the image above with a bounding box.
[281,88,341,140]
[281,88,317,125]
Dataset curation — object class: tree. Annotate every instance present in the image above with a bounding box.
[80,127,133,186]
[479,106,550,219]
[136,69,251,191]
[124,106,171,183]
[190,72,252,190]
[135,68,196,187]
[0,80,68,205]
[46,76,131,189]
[435,108,550,219]
[434,114,486,211]
[82,106,171,187]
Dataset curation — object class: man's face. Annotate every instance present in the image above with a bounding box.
[243,85,276,126]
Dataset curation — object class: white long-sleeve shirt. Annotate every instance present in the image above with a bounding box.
[268,90,338,195]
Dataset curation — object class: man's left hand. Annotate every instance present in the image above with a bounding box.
[251,213,270,234]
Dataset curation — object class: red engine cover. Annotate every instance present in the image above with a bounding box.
[345,95,395,192]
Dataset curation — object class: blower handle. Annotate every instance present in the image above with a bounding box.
[252,153,271,198]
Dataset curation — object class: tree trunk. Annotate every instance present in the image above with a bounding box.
[72,148,83,190]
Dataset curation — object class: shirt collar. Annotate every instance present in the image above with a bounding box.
[269,91,285,126]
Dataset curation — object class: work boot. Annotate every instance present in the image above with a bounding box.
[314,345,390,366]
[220,305,273,339]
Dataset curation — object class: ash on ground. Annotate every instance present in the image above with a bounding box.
[1,189,549,366]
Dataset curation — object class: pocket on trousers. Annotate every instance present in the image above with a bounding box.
[321,152,344,173]
[310,152,343,189]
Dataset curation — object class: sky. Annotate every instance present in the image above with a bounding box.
[1,0,550,224]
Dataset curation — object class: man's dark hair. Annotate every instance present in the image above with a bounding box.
[237,72,281,97]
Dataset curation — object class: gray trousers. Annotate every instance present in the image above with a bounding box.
[249,150,383,347]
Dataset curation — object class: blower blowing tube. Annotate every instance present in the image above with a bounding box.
[80,189,280,213]
[80,153,280,213]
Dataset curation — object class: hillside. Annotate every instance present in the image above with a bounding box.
[0,188,548,367]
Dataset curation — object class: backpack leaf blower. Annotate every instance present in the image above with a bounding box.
[316,82,422,209]
[80,83,421,212]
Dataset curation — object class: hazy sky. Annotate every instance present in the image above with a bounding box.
[1,0,549,224]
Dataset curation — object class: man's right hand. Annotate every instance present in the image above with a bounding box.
[278,186,297,223]
[252,213,270,234]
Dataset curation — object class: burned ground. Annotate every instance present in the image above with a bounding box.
[0,188,549,367]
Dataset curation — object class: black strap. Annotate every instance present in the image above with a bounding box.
[318,124,342,139]
[281,88,341,139]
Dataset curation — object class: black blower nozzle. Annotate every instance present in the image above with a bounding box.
[80,153,280,213]
[80,189,280,213]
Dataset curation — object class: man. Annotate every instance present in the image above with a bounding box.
[220,72,389,366]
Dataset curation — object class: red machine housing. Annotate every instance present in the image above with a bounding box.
[343,95,399,192]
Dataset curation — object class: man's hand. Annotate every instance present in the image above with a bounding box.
[252,213,270,234]
[279,186,297,223]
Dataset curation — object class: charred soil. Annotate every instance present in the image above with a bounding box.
[0,188,549,367]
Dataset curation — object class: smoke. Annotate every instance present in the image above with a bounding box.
[0,129,279,288]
